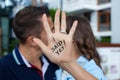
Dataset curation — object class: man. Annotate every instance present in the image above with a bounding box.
[0,6,58,80]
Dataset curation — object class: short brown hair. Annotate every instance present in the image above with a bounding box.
[12,6,50,44]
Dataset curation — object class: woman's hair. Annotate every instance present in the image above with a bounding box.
[66,16,101,67]
[12,6,50,44]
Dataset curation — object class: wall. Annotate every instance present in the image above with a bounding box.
[111,0,120,43]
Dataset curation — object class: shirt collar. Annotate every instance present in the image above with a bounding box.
[77,56,88,68]
[12,46,31,67]
[20,52,31,67]
[12,46,49,75]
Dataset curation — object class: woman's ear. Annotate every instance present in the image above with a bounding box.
[27,36,37,46]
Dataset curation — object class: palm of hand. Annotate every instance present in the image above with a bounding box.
[47,33,73,64]
[33,10,78,65]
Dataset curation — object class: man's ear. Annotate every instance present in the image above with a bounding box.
[27,36,37,46]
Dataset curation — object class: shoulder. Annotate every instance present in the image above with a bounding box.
[85,59,107,80]
[77,56,100,70]
[0,53,13,69]
[77,56,108,80]
[0,53,13,79]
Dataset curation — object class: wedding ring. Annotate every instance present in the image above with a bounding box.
[60,31,67,34]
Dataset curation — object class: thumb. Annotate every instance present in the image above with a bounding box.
[33,38,54,62]
[33,38,49,53]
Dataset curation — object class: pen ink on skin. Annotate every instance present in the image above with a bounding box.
[51,40,65,55]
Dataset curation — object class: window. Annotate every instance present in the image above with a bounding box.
[98,10,111,31]
[98,0,111,5]
[84,12,91,21]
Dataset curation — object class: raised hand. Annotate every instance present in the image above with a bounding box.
[33,9,78,65]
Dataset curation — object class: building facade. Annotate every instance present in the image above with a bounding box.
[62,0,111,38]
[49,0,120,43]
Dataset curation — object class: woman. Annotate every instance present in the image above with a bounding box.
[55,16,107,80]
[33,10,107,80]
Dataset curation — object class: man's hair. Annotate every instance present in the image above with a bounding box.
[12,6,50,44]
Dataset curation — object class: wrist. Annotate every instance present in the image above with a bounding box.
[59,60,83,80]
[59,60,77,72]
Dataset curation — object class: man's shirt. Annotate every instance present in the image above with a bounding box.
[0,46,59,80]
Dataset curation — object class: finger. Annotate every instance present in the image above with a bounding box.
[54,9,60,33]
[33,38,49,53]
[61,12,66,32]
[69,20,78,37]
[42,14,52,35]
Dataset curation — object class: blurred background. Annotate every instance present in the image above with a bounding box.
[0,0,120,80]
